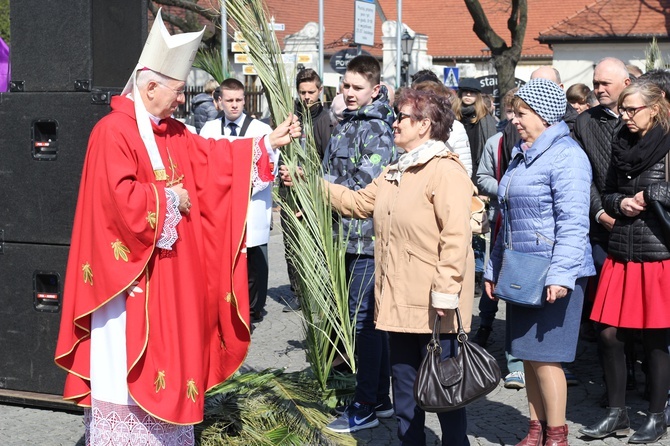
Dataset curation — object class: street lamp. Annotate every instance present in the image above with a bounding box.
[400,29,415,86]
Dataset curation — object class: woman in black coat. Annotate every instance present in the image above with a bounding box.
[580,81,670,444]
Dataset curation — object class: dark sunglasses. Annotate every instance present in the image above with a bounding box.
[395,112,412,123]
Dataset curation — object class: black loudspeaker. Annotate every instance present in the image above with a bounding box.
[0,244,69,395]
[0,92,113,397]
[10,0,148,92]
[0,92,113,245]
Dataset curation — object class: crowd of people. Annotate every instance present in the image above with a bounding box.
[280,57,670,446]
[54,10,670,444]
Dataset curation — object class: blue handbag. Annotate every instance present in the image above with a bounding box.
[493,169,550,308]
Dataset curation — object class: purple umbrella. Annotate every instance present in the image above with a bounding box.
[0,37,9,92]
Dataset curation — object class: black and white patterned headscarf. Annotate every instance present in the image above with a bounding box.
[515,78,566,125]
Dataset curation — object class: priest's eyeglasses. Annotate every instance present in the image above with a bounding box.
[618,105,647,118]
[157,82,186,97]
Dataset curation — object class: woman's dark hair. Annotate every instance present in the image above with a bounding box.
[396,88,455,142]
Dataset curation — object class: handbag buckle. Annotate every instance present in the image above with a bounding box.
[427,339,442,354]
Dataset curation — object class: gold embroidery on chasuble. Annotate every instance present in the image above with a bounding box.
[146,211,157,229]
[111,239,130,262]
[154,169,167,181]
[82,262,93,286]
[225,292,232,303]
[165,147,184,187]
[186,379,199,402]
[154,370,166,393]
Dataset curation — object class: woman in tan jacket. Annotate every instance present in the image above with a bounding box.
[291,88,475,445]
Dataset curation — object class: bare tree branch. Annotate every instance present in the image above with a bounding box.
[509,0,527,52]
[463,0,507,52]
[462,0,528,98]
[151,0,220,31]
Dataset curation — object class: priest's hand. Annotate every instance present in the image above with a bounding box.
[171,183,191,215]
[269,114,301,149]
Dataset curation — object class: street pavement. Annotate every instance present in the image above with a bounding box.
[0,209,666,445]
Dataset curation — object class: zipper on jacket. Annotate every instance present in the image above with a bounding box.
[535,232,555,246]
[628,175,641,261]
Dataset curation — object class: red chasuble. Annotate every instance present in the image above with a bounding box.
[55,95,265,424]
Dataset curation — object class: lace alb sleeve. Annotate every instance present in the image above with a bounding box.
[251,136,273,192]
[157,188,182,250]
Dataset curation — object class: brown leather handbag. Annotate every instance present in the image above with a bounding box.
[414,309,501,412]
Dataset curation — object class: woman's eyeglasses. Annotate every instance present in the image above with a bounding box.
[395,112,412,123]
[618,105,647,118]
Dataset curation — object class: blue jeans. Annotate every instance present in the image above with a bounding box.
[346,254,391,404]
[472,235,486,273]
[389,332,470,446]
[477,288,498,328]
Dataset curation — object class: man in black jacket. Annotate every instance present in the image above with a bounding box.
[573,58,630,269]
[295,68,333,160]
[573,57,630,392]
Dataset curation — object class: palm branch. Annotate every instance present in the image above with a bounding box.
[223,0,356,390]
[193,49,231,83]
[197,369,356,446]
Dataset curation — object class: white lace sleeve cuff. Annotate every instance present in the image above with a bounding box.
[157,188,182,250]
[251,136,273,192]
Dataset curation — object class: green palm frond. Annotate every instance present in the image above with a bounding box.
[193,49,231,83]
[198,370,356,446]
[224,0,356,390]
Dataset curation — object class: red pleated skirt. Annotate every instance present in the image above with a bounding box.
[591,257,670,329]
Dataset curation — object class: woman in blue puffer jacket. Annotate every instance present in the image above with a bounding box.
[484,78,595,446]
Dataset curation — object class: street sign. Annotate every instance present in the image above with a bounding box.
[354,0,376,46]
[231,42,249,53]
[243,65,258,76]
[329,48,372,74]
[443,67,459,88]
[282,53,297,63]
[297,54,313,64]
[269,22,285,31]
[234,54,251,64]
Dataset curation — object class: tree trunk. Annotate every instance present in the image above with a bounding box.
[493,48,521,99]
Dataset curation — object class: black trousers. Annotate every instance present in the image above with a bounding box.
[389,332,469,446]
[247,244,268,315]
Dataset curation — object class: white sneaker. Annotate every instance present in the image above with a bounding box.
[504,371,525,389]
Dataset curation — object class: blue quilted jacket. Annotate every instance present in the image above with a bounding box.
[484,121,595,290]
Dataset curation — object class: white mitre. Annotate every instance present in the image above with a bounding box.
[122,8,205,181]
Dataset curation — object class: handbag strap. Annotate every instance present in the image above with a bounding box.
[502,155,522,251]
[431,308,468,349]
[665,151,669,182]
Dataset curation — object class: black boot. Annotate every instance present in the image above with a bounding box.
[579,407,630,439]
[628,411,668,444]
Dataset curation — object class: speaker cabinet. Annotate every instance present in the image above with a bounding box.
[0,243,69,395]
[0,92,113,245]
[10,0,147,92]
[0,91,112,397]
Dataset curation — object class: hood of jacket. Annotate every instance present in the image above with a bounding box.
[511,121,570,166]
[191,92,214,107]
[340,84,396,129]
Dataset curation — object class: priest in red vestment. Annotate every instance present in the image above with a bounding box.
[54,9,300,445]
